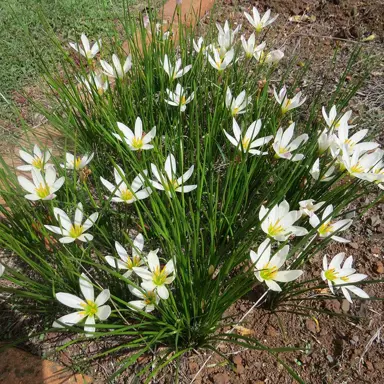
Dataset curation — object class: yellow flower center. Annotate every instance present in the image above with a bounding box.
[278,146,288,154]
[32,157,44,170]
[35,183,51,199]
[80,300,98,316]
[126,255,142,270]
[132,137,144,149]
[350,163,364,174]
[260,264,278,280]
[181,95,186,105]
[242,137,251,150]
[164,179,179,192]
[324,268,338,281]
[120,188,134,201]
[268,220,284,237]
[69,224,84,238]
[232,107,239,116]
[281,99,292,114]
[319,222,334,236]
[73,157,82,170]
[97,87,105,95]
[152,265,167,286]
[144,290,157,305]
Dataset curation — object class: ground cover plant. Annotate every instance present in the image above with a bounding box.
[0,3,383,382]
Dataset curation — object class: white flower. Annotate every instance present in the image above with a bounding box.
[224,118,273,155]
[370,151,384,190]
[250,239,302,292]
[310,159,336,182]
[105,234,145,278]
[45,202,98,243]
[272,123,308,161]
[244,7,278,32]
[100,165,151,204]
[81,73,109,95]
[259,200,308,241]
[309,204,352,243]
[322,253,368,303]
[241,34,265,58]
[128,285,160,313]
[18,167,65,201]
[299,199,325,218]
[193,37,205,54]
[318,129,334,155]
[113,117,156,151]
[331,123,379,156]
[273,86,306,114]
[61,153,94,170]
[17,145,51,171]
[0,263,4,277]
[322,105,353,130]
[207,48,234,71]
[165,84,194,112]
[69,33,101,59]
[216,20,241,51]
[133,250,175,300]
[100,54,132,78]
[254,48,284,64]
[225,88,250,116]
[162,54,192,80]
[341,147,384,182]
[53,273,111,336]
[150,154,197,196]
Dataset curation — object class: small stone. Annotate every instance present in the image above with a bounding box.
[326,355,334,363]
[375,261,384,274]
[305,319,318,334]
[233,355,242,366]
[213,373,230,384]
[352,335,359,344]
[366,360,374,371]
[341,299,350,313]
[266,325,278,337]
[369,216,381,227]
[349,242,359,249]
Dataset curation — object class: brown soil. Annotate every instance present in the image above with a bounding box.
[1,0,384,383]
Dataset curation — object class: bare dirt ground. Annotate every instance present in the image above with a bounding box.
[1,0,383,383]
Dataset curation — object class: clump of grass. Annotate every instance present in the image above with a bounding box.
[0,4,383,382]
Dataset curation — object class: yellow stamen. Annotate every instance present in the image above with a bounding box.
[144,290,157,305]
[350,163,364,174]
[35,184,51,199]
[324,268,338,281]
[260,264,278,280]
[80,300,98,316]
[242,137,251,150]
[120,189,134,202]
[126,255,142,270]
[152,265,168,286]
[232,107,239,116]
[73,157,82,170]
[131,137,144,149]
[69,224,83,238]
[319,222,334,236]
[181,95,186,105]
[268,220,284,237]
[32,157,44,170]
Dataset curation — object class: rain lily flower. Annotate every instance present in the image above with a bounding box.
[322,105,353,130]
[259,200,308,241]
[309,204,352,243]
[18,167,64,201]
[100,165,151,204]
[162,54,192,80]
[100,54,132,79]
[105,234,146,278]
[207,48,234,71]
[244,7,278,33]
[45,202,98,244]
[69,33,101,59]
[340,147,384,182]
[165,84,194,112]
[224,118,273,155]
[370,151,384,190]
[81,73,108,95]
[216,20,240,51]
[225,88,250,116]
[322,253,369,303]
[17,144,51,171]
[133,250,175,300]
[254,48,284,64]
[128,285,160,312]
[0,263,4,277]
[273,86,306,114]
[193,37,205,54]
[241,34,265,58]
[53,273,111,336]
[61,153,94,170]
[310,159,336,182]
[113,117,156,151]
[150,154,197,196]
[318,129,334,155]
[331,123,379,156]
[299,199,325,218]
[250,239,302,292]
[272,123,308,161]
